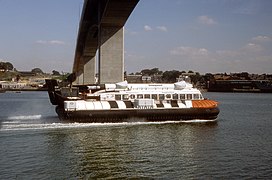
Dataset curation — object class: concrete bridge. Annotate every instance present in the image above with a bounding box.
[73,0,139,84]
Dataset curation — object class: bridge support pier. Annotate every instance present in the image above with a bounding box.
[99,27,124,84]
[83,56,96,84]
[76,70,84,85]
[75,56,96,85]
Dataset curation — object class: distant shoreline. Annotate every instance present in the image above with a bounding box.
[4,88,47,92]
[3,88,271,93]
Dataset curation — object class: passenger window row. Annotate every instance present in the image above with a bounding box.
[115,93,202,101]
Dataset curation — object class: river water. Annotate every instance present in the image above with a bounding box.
[0,91,272,179]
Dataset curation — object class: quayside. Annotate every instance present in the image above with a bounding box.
[45,79,219,123]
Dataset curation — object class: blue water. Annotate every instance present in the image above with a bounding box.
[0,91,272,179]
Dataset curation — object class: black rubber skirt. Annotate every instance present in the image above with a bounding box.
[56,106,220,123]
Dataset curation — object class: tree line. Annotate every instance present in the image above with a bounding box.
[0,62,14,71]
[0,61,62,76]
[127,68,203,84]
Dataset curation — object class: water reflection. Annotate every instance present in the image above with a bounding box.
[45,122,218,179]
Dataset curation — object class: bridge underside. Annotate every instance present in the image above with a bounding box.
[73,0,139,84]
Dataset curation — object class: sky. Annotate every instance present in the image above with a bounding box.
[0,0,272,74]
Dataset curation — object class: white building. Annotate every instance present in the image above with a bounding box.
[0,81,26,89]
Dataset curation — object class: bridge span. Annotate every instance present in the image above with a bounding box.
[73,0,139,84]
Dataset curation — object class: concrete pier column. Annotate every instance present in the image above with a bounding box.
[76,70,84,85]
[83,56,96,84]
[99,27,124,84]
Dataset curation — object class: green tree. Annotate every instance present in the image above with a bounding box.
[52,70,60,76]
[141,68,162,76]
[0,62,5,70]
[150,68,162,75]
[141,69,152,76]
[190,72,202,85]
[5,62,13,71]
[162,70,181,82]
[31,68,43,74]
[0,62,13,71]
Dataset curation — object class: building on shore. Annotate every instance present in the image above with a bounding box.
[0,81,27,89]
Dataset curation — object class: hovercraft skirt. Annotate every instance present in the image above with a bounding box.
[56,106,219,123]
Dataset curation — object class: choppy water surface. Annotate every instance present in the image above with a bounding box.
[0,91,272,179]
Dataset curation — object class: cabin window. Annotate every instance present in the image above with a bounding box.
[137,94,143,99]
[173,94,178,99]
[144,94,151,99]
[180,94,186,100]
[152,94,157,100]
[187,94,192,100]
[159,94,165,100]
[166,94,171,99]
[193,94,200,100]
[130,94,135,99]
[122,94,129,100]
[115,94,121,100]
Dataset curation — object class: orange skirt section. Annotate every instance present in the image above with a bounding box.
[192,99,218,108]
